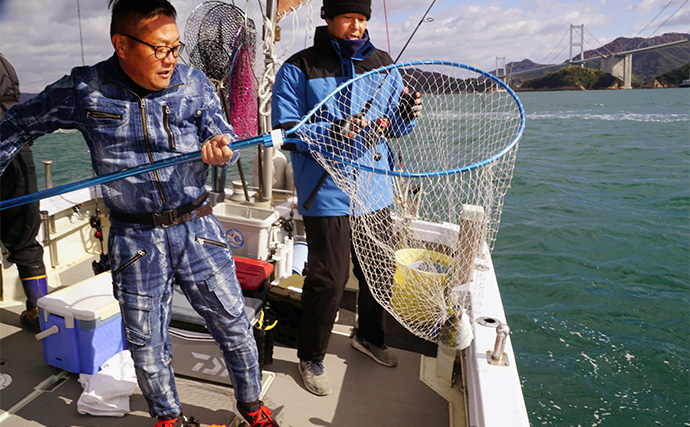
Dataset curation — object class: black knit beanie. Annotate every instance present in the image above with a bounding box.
[321,0,371,20]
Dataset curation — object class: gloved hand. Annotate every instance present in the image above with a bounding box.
[330,114,365,142]
[398,88,422,122]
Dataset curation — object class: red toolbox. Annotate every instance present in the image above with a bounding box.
[235,256,274,298]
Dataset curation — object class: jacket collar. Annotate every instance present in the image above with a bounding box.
[314,26,376,62]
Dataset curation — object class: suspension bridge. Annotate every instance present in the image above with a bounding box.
[495,24,689,89]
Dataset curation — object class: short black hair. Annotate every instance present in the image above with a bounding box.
[109,0,177,37]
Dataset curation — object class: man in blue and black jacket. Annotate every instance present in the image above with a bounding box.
[272,0,421,397]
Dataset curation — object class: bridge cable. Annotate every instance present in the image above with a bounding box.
[583,26,614,56]
[535,27,569,65]
[630,0,675,46]
[634,0,689,50]
[581,34,611,57]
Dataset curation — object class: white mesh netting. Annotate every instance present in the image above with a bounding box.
[293,61,524,347]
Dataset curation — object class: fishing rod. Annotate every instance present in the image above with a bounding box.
[394,0,436,63]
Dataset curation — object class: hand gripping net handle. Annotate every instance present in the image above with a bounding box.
[0,131,284,211]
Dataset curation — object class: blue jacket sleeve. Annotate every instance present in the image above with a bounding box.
[272,62,336,154]
[272,63,308,151]
[0,74,79,175]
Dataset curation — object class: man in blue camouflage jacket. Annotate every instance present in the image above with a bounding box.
[0,1,278,426]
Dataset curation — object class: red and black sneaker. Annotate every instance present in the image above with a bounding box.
[153,414,200,427]
[237,402,280,427]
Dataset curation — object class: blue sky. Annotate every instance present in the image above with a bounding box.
[0,0,687,93]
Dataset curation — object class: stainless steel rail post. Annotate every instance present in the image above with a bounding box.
[42,160,53,189]
[488,323,510,366]
[41,161,58,267]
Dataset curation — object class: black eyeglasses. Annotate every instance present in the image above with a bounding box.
[121,33,185,59]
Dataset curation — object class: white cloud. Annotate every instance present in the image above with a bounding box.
[0,0,686,93]
[628,0,668,14]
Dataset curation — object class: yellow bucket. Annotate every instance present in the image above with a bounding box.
[391,248,453,325]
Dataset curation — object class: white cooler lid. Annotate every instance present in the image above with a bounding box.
[37,272,119,328]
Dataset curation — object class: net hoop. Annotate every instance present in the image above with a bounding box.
[286,60,525,178]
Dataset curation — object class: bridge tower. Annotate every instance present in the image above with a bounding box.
[569,24,584,64]
[495,56,506,79]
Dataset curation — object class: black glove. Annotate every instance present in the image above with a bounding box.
[330,114,363,142]
[399,90,422,122]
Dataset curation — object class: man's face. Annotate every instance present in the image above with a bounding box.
[113,14,180,91]
[326,13,368,40]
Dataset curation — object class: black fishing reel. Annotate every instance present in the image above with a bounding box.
[368,116,390,162]
[90,208,110,274]
[278,212,295,238]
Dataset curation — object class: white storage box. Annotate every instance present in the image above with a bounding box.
[36,273,127,374]
[169,283,264,385]
[214,203,279,260]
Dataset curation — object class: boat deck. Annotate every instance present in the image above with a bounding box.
[0,192,529,426]
[0,302,449,427]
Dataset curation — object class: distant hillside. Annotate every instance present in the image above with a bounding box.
[503,58,552,74]
[651,63,690,87]
[502,32,689,85]
[399,67,499,93]
[577,33,690,83]
[519,66,622,91]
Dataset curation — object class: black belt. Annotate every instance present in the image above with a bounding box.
[110,192,211,227]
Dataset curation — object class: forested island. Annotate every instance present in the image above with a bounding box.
[515,62,689,91]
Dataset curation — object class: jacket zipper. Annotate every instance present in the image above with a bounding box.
[85,110,123,120]
[113,249,146,276]
[195,237,228,248]
[103,81,184,206]
[163,105,176,150]
[138,97,167,205]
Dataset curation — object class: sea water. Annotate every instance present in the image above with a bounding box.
[27,88,690,425]
[494,88,689,426]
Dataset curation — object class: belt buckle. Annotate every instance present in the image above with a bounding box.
[153,210,176,228]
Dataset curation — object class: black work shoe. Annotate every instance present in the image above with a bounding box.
[352,333,398,367]
[20,308,40,333]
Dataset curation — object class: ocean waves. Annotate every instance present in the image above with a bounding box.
[527,111,689,123]
[495,87,690,425]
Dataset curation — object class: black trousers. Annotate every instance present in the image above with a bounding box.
[350,207,394,347]
[0,145,45,278]
[298,209,391,362]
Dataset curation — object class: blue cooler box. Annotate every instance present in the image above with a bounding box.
[36,273,127,374]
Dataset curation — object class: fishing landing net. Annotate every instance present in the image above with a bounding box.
[296,61,524,348]
[185,1,258,138]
